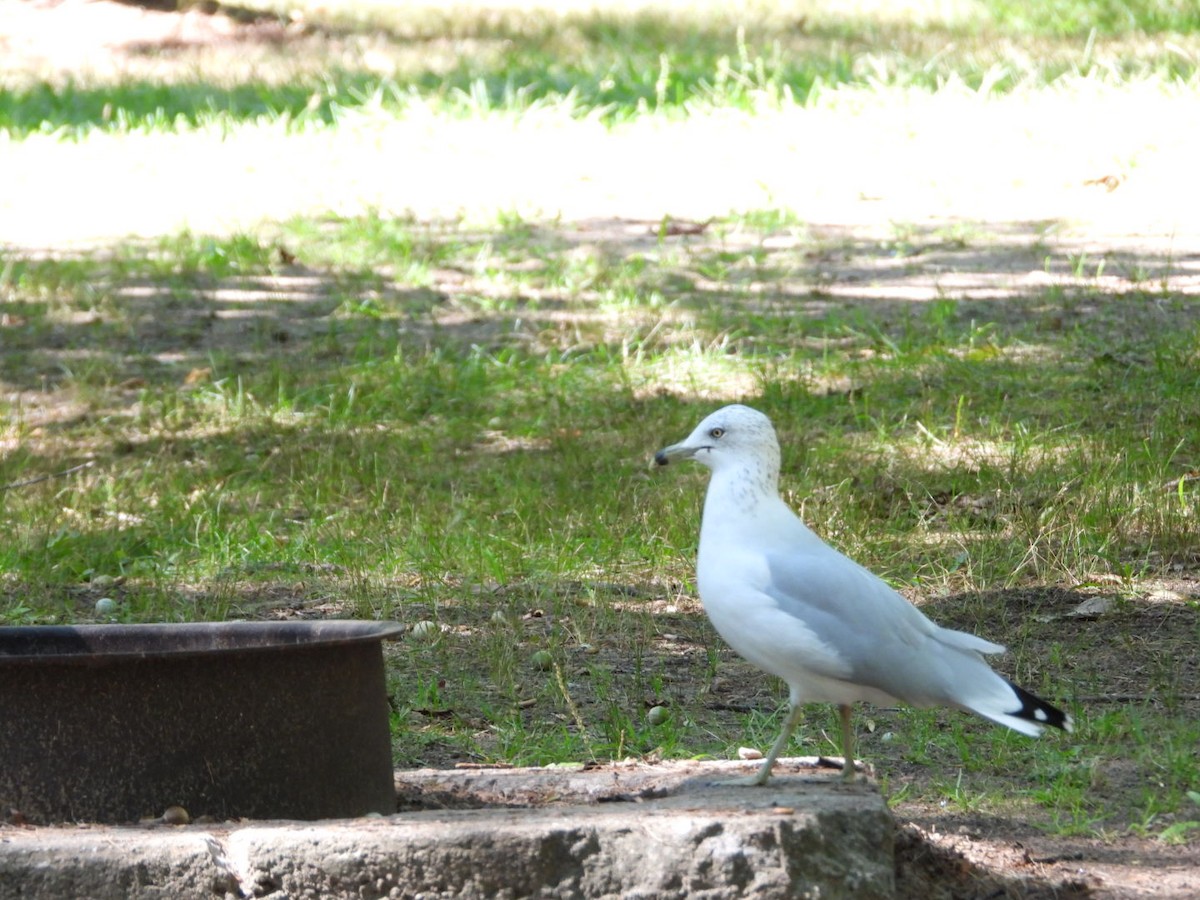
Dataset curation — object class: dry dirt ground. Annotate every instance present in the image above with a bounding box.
[4,3,1200,898]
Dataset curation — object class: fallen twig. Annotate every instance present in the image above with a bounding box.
[0,460,95,491]
[1161,472,1200,492]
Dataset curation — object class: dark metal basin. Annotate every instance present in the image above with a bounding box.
[0,620,403,824]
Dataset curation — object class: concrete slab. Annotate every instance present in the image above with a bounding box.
[0,759,895,900]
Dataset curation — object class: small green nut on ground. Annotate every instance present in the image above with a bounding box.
[94,597,118,616]
[409,620,440,641]
[161,805,190,825]
[646,705,670,726]
[530,650,554,670]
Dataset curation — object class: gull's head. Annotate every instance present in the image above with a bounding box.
[655,404,780,474]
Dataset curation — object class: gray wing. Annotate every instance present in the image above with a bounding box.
[762,545,1005,701]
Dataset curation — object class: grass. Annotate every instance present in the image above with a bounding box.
[2,0,1199,855]
[2,213,1198,841]
[2,0,1198,138]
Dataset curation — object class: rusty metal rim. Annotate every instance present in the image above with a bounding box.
[0,619,405,665]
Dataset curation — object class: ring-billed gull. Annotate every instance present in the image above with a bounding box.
[655,404,1072,784]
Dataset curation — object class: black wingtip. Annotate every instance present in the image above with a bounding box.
[1008,680,1073,733]
[654,451,670,466]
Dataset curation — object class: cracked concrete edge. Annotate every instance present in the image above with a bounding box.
[0,761,896,900]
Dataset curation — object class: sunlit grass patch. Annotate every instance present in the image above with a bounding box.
[3,0,1197,140]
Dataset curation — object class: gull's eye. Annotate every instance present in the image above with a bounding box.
[709,427,725,438]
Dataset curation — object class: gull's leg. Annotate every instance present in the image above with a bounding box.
[743,702,804,785]
[715,702,804,786]
[839,704,856,782]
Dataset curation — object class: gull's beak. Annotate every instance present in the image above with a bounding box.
[654,440,697,466]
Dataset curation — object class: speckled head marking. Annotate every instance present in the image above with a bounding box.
[654,404,781,497]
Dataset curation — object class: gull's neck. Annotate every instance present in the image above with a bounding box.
[702,453,781,524]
